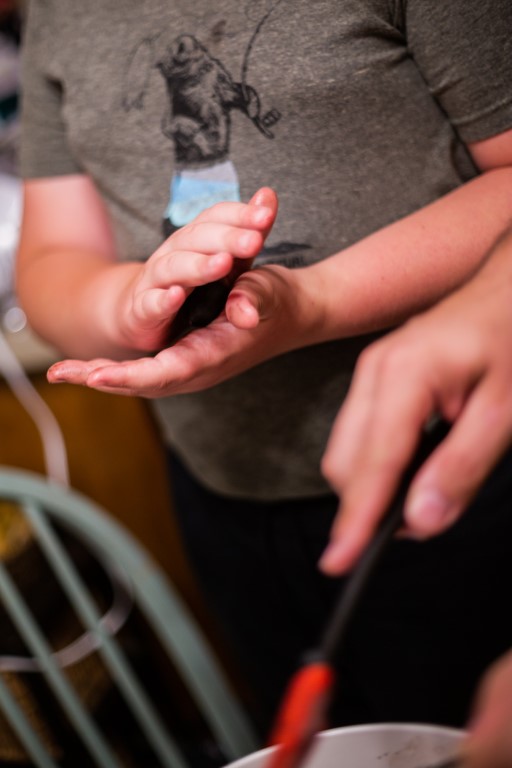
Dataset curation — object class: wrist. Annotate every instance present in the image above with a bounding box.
[285,263,331,348]
[244,263,330,354]
[84,260,143,355]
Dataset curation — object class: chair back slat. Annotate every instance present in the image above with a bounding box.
[0,468,259,765]
[0,556,120,768]
[24,497,189,768]
[130,567,259,757]
[0,672,59,768]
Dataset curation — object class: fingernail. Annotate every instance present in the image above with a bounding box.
[406,488,451,531]
[252,206,272,224]
[238,296,256,315]
[47,366,63,382]
[250,188,266,206]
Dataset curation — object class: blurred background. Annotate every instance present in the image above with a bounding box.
[0,0,207,621]
[0,6,251,765]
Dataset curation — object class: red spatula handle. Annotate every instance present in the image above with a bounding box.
[267,662,335,768]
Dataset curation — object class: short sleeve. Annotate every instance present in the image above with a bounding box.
[405,0,512,143]
[19,0,82,178]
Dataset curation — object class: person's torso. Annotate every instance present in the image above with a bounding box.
[29,0,482,498]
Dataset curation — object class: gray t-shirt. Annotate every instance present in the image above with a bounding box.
[20,0,512,499]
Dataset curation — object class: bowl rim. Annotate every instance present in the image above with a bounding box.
[225,722,466,768]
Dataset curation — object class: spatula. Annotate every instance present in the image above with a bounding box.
[266,417,452,768]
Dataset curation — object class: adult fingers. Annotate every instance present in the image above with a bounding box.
[73,319,262,397]
[48,358,117,386]
[466,652,512,768]
[405,375,512,535]
[48,354,188,396]
[224,264,290,329]
[319,344,435,574]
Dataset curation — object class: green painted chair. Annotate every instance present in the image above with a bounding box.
[0,467,258,768]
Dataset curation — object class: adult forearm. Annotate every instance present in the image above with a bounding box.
[301,166,512,344]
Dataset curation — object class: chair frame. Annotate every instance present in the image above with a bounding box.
[0,467,258,768]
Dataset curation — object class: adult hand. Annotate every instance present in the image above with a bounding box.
[47,264,315,395]
[465,649,512,768]
[319,232,512,575]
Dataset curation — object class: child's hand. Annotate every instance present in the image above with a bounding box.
[117,187,277,351]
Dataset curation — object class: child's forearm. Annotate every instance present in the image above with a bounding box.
[17,246,142,359]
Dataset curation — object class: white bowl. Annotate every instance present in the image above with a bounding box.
[226,723,466,768]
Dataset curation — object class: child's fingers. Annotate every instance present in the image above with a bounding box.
[249,187,276,207]
[248,187,279,236]
[193,198,275,230]
[133,284,187,328]
[146,250,234,290]
[165,221,265,260]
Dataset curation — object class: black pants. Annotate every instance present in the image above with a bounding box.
[166,449,512,742]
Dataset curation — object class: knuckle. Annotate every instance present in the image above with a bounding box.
[355,345,382,378]
[358,340,382,365]
[378,343,420,380]
[321,451,348,490]
[203,202,224,220]
[188,221,201,237]
[320,453,337,486]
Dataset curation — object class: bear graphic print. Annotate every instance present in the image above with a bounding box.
[122,3,282,238]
